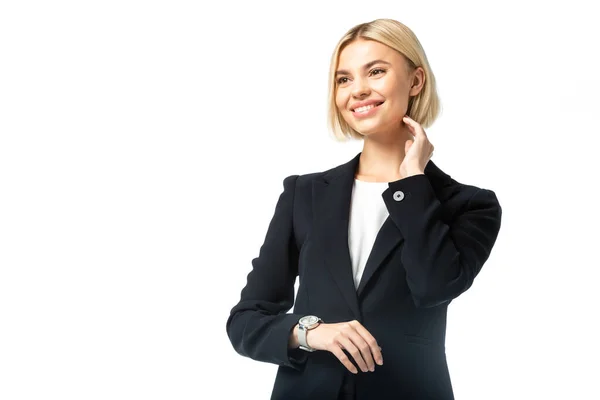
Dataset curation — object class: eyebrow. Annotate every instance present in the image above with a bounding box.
[335,59,391,76]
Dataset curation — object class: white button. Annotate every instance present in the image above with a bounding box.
[393,190,405,201]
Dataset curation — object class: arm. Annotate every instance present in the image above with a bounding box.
[382,174,502,308]
[225,174,307,370]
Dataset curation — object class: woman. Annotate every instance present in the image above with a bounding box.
[226,18,502,400]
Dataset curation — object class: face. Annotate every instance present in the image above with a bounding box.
[334,39,424,137]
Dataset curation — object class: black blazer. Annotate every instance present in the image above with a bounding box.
[226,152,502,400]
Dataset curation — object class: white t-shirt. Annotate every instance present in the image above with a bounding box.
[348,179,390,289]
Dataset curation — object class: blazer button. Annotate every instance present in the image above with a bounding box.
[393,190,405,201]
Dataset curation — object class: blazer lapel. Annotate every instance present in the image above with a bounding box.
[313,153,361,319]
[312,151,453,312]
[356,156,453,297]
[356,216,403,297]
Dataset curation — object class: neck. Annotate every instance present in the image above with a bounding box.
[356,127,413,181]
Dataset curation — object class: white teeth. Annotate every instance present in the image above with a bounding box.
[354,103,380,113]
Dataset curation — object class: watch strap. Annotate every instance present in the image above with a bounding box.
[298,328,314,352]
[298,317,321,352]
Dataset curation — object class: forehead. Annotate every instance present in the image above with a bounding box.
[337,39,399,67]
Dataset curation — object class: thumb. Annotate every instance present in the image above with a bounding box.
[404,139,413,155]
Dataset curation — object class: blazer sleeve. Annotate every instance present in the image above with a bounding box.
[382,174,502,308]
[226,174,307,370]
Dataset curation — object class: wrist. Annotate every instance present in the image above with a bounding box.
[402,169,425,178]
[297,315,322,352]
[288,324,300,349]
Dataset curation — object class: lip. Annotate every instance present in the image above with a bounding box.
[351,101,384,118]
[350,100,384,111]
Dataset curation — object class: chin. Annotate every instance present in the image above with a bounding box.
[353,124,383,136]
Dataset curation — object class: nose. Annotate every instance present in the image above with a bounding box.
[351,76,371,98]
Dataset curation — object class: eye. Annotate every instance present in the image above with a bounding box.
[336,68,386,85]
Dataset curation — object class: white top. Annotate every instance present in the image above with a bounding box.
[348,179,390,289]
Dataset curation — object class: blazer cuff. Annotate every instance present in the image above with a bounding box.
[279,313,308,370]
[384,173,435,215]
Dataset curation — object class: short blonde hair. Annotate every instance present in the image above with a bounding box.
[327,19,441,141]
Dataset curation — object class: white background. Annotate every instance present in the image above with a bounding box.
[1,1,599,399]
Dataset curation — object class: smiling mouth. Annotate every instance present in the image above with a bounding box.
[351,102,384,112]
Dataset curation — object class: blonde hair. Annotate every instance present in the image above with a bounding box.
[327,19,441,141]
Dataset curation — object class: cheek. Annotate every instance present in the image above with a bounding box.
[396,83,412,101]
[334,90,343,107]
[335,96,347,113]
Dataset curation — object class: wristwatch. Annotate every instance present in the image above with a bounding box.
[298,315,322,352]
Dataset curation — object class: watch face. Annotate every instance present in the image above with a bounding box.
[300,315,319,326]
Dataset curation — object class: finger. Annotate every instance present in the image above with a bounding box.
[402,116,415,131]
[403,115,415,127]
[348,332,377,371]
[350,321,383,366]
[329,344,358,374]
[403,116,426,138]
[344,323,376,371]
[337,335,369,373]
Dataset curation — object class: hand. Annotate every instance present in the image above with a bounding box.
[399,115,435,179]
[305,320,383,374]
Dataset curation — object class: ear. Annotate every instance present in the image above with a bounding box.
[409,67,426,97]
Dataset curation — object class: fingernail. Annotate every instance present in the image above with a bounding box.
[377,358,383,365]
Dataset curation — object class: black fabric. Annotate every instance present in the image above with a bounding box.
[226,152,502,399]
[337,372,356,400]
